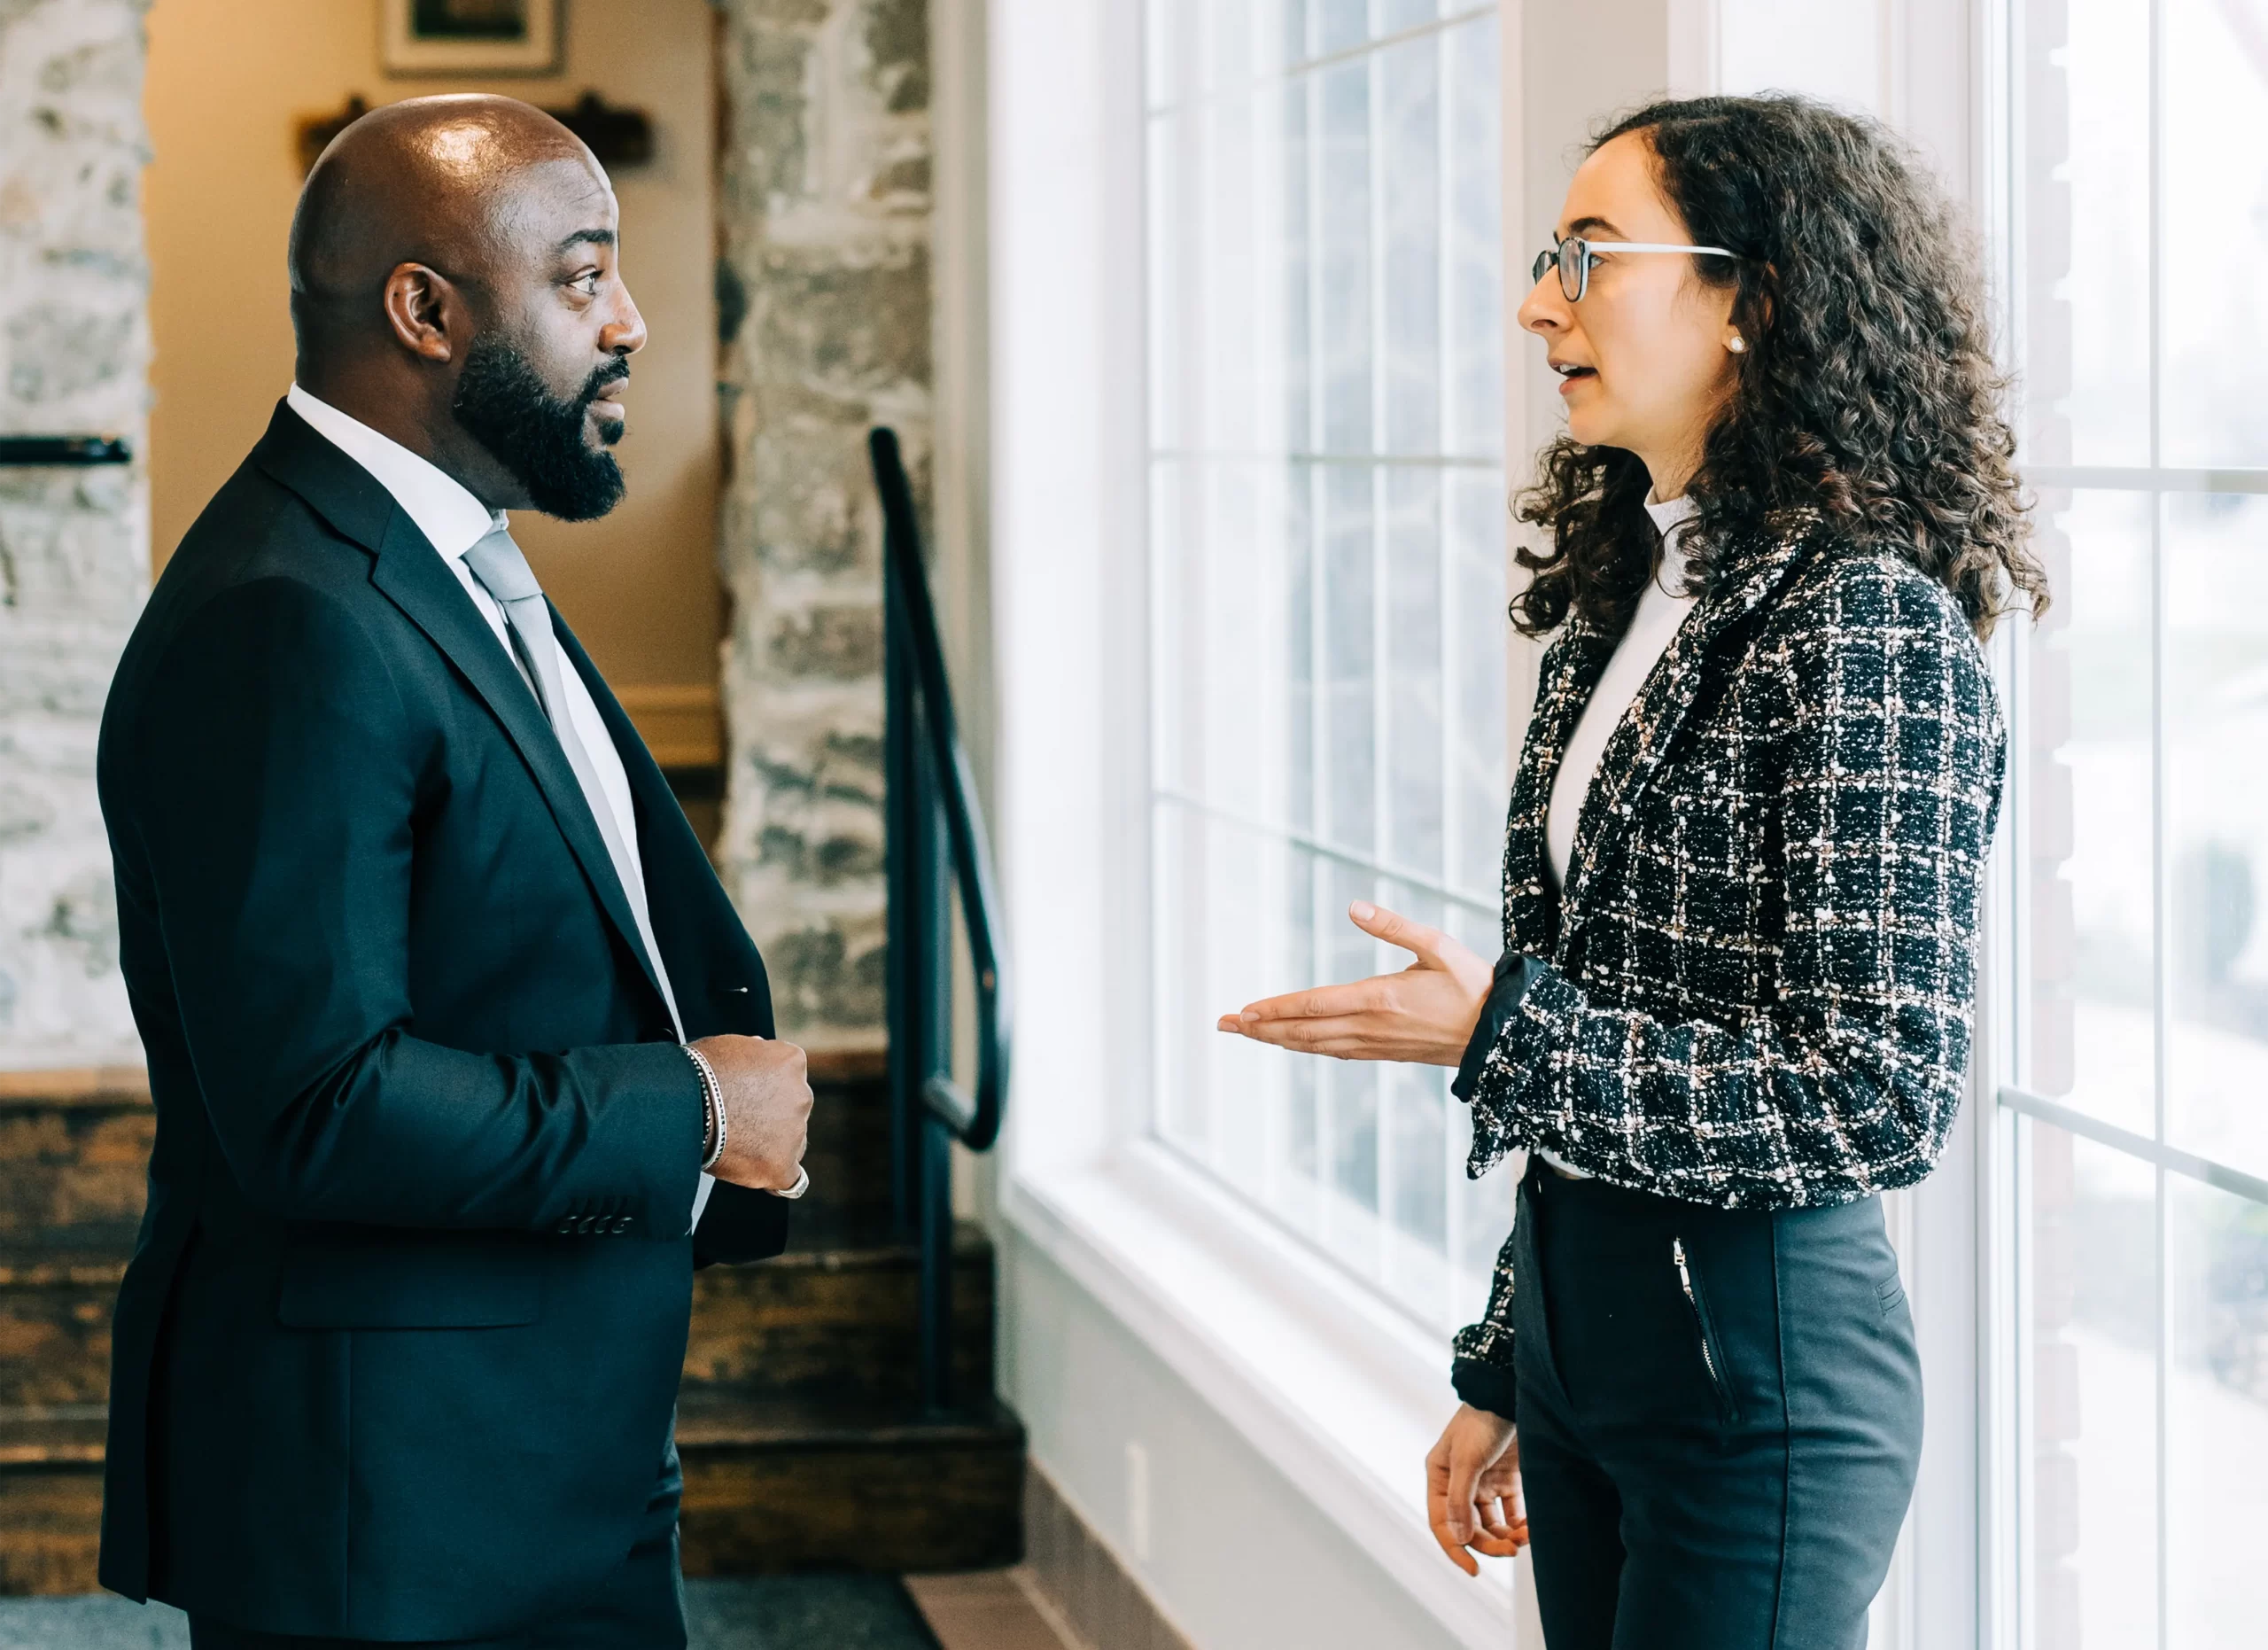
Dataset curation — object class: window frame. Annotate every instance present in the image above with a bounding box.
[1983,0,2268,1644]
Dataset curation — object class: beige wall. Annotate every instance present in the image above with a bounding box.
[144,0,723,763]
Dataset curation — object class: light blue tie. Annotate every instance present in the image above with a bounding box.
[463,524,682,1038]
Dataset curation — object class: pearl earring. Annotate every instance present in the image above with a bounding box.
[1727,334,1747,354]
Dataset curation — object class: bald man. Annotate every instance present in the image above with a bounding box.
[96,96,815,1647]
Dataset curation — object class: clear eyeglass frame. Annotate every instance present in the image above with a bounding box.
[1532,237,1741,302]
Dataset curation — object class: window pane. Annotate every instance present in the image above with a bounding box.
[1385,467,1444,876]
[1379,33,1441,455]
[2016,0,2151,466]
[2166,493,2268,1183]
[1312,0,1368,56]
[2029,488,2155,1136]
[2166,1173,2268,1646]
[2161,0,2268,467]
[1146,7,1507,1336]
[1317,59,1372,452]
[2028,1120,2160,1650]
[1444,11,1503,460]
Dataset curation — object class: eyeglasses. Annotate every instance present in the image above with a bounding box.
[1531,237,1740,302]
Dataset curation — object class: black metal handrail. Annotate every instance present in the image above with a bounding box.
[0,435,131,466]
[871,426,1011,1416]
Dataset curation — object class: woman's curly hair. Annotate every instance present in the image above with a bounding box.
[1511,95,2046,642]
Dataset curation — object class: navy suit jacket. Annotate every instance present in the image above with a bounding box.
[95,401,788,1638]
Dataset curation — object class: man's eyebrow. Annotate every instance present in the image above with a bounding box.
[556,228,616,254]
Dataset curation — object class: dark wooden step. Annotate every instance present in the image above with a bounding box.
[678,1392,1025,1576]
[795,1050,895,1246]
[687,1225,994,1407]
[0,1412,106,1595]
[0,1394,1027,1596]
[0,1228,994,1416]
[0,1071,152,1254]
[0,1252,124,1410]
[0,1058,900,1252]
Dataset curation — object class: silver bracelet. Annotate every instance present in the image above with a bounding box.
[684,1044,726,1171]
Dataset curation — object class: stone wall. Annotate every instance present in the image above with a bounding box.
[0,0,148,1070]
[715,0,932,1052]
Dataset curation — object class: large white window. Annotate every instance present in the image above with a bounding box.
[1999,0,2268,1644]
[1142,0,1514,1335]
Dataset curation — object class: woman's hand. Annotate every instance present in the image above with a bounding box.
[1217,901,1495,1066]
[1426,1403,1526,1575]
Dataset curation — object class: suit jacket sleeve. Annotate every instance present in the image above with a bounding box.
[123,576,703,1236]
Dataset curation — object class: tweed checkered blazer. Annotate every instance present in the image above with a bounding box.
[1450,510,2005,1393]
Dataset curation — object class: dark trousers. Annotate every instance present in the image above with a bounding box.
[186,1465,687,1650]
[1511,1162,1922,1650]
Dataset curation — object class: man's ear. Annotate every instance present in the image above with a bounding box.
[381,261,460,364]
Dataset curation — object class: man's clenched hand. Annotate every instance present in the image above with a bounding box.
[689,1035,812,1193]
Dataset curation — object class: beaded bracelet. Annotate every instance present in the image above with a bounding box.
[684,1043,726,1171]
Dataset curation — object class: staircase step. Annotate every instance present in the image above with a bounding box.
[0,1413,106,1596]
[0,1394,1028,1597]
[0,1253,124,1410]
[0,1057,903,1250]
[0,1228,996,1417]
[795,1051,894,1246]
[677,1393,1025,1576]
[687,1226,995,1406]
[0,1072,152,1253]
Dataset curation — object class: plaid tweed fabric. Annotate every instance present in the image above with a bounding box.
[1450,511,2005,1392]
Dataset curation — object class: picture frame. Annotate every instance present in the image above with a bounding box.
[380,0,563,78]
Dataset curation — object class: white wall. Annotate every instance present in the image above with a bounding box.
[1001,1233,1473,1649]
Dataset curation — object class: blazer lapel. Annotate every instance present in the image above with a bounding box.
[1502,619,1616,957]
[252,401,672,1017]
[1558,513,1821,933]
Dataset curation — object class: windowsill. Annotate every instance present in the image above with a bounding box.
[1002,1139,1520,1648]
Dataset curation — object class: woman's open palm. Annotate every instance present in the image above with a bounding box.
[1217,900,1495,1067]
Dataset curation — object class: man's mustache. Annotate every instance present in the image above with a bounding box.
[578,360,631,408]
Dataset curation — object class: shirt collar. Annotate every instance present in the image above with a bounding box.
[286,383,505,562]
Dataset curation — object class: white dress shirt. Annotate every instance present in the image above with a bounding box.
[1535,493,1697,1181]
[285,385,715,1228]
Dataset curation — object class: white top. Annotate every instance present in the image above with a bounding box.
[1534,493,1697,1182]
[285,385,712,1229]
[1544,493,1699,891]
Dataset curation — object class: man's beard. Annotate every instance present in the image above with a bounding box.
[452,333,628,521]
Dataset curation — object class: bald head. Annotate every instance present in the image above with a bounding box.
[289,94,598,355]
[284,93,648,520]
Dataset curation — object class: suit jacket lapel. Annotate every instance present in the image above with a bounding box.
[251,401,672,1018]
[1558,514,1821,933]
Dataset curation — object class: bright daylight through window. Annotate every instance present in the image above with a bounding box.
[1142,0,1512,1335]
[2002,0,2268,1644]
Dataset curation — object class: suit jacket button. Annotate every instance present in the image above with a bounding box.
[557,1219,575,1235]
[613,1216,632,1234]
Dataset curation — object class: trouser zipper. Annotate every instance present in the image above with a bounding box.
[1674,1236,1736,1420]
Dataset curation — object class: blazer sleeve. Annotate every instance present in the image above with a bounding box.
[1459,571,2005,1210]
[124,576,704,1237]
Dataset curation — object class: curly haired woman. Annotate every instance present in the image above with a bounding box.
[1220,95,2046,1648]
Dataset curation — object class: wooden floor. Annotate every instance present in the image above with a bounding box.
[907,1569,1084,1650]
